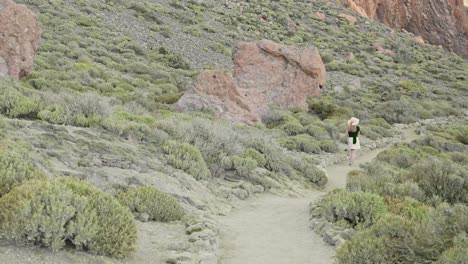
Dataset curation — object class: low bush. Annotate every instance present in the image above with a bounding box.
[305,124,329,139]
[117,186,184,222]
[162,140,211,180]
[336,214,414,264]
[292,159,328,187]
[279,120,305,135]
[318,189,386,228]
[0,178,137,257]
[307,97,351,120]
[221,155,257,177]
[410,158,466,204]
[0,142,45,197]
[376,146,420,169]
[373,98,418,124]
[279,134,321,154]
[436,243,468,264]
[336,231,386,264]
[244,148,267,168]
[319,140,339,153]
[102,111,159,141]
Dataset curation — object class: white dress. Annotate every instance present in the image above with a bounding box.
[348,137,361,150]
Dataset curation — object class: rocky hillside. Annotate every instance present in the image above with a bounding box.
[0,0,467,263]
[341,0,468,58]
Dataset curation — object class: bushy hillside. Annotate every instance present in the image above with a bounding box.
[0,0,466,261]
[313,124,468,263]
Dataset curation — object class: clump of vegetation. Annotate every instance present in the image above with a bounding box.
[117,186,184,222]
[292,158,328,187]
[0,142,45,197]
[0,178,137,257]
[331,128,468,263]
[317,189,386,228]
[162,140,211,180]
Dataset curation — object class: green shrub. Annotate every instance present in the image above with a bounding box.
[59,178,137,257]
[244,148,266,168]
[279,120,305,135]
[436,244,468,264]
[305,124,329,139]
[0,143,45,197]
[0,178,137,257]
[336,214,414,264]
[386,197,429,222]
[374,99,418,124]
[162,140,211,180]
[411,158,466,204]
[318,189,386,228]
[102,111,157,141]
[117,186,184,222]
[280,134,321,154]
[336,232,386,264]
[38,104,67,124]
[307,97,351,120]
[376,146,420,169]
[221,155,257,177]
[0,86,40,119]
[346,170,369,192]
[398,81,427,98]
[292,159,328,187]
[413,203,468,261]
[319,140,339,153]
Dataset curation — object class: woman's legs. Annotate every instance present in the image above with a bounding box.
[349,149,358,165]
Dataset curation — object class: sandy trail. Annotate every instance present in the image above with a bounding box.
[217,128,418,264]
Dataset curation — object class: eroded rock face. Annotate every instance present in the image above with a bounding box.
[341,0,468,58]
[0,0,42,79]
[175,40,326,124]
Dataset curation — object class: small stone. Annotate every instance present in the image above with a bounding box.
[138,212,150,222]
[186,223,204,234]
[254,184,265,193]
[232,188,249,200]
[199,252,218,264]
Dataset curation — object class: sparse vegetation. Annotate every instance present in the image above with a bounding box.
[117,186,184,222]
[1,0,466,261]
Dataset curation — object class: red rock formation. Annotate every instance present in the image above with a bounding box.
[341,0,468,58]
[338,13,357,24]
[0,0,42,79]
[175,40,326,124]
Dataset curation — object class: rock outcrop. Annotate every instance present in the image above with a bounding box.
[341,0,468,58]
[175,40,326,124]
[0,0,42,79]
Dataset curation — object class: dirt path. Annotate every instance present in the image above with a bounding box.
[217,128,418,264]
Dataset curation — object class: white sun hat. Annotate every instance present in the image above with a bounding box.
[348,117,359,126]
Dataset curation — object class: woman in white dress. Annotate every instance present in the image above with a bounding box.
[345,117,360,166]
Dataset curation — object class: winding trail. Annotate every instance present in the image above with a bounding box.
[217,129,418,264]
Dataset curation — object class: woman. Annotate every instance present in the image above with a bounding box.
[345,117,360,166]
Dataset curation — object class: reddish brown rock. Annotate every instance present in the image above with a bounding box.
[412,36,425,46]
[340,0,468,58]
[175,40,326,124]
[174,71,258,124]
[338,13,357,24]
[315,12,326,21]
[0,0,42,79]
[373,42,394,57]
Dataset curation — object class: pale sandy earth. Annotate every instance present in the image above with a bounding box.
[217,128,418,264]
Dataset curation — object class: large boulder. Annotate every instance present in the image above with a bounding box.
[340,0,468,58]
[175,40,326,124]
[0,0,42,79]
